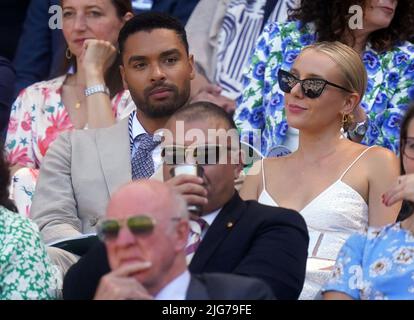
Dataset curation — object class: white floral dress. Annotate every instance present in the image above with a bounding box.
[5,75,135,216]
[0,206,61,299]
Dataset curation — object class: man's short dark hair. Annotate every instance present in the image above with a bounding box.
[171,101,238,131]
[118,12,189,57]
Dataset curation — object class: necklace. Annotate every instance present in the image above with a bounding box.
[65,75,85,110]
[73,85,85,110]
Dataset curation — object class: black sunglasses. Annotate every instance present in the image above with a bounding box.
[161,144,235,165]
[98,215,162,241]
[278,69,353,99]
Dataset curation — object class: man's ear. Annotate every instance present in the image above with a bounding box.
[233,150,243,179]
[119,65,128,90]
[188,54,195,81]
[123,12,134,23]
[174,220,189,252]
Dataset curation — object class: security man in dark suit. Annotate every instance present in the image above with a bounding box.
[63,102,309,300]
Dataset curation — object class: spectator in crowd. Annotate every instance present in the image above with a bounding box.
[397,105,414,222]
[64,180,275,300]
[13,0,199,96]
[187,0,298,113]
[0,0,30,61]
[323,103,414,300]
[235,0,414,156]
[31,12,195,275]
[240,42,401,299]
[0,143,61,300]
[61,101,309,300]
[13,0,66,97]
[6,0,135,216]
[0,57,15,143]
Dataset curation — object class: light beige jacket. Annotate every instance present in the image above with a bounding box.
[31,118,163,273]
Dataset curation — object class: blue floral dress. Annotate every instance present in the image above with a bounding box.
[322,223,414,300]
[234,21,414,155]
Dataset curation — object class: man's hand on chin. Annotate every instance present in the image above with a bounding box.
[94,261,153,300]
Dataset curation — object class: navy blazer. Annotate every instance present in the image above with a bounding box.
[187,273,275,300]
[63,192,309,300]
[13,0,65,96]
[0,0,30,61]
[64,272,274,300]
[151,0,200,26]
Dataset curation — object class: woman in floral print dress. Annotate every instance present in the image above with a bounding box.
[5,0,135,216]
[323,103,414,300]
[235,0,414,156]
[0,145,60,300]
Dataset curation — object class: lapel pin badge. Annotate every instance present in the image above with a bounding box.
[227,221,234,228]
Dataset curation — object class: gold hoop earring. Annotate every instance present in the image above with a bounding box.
[66,48,72,60]
[342,113,354,130]
[341,113,347,128]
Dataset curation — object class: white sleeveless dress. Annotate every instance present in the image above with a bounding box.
[258,147,372,300]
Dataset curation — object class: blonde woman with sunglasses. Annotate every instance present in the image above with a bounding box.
[235,0,414,156]
[240,42,401,300]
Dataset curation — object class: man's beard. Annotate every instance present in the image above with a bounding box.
[131,82,190,118]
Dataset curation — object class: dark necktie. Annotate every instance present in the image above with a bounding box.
[185,217,208,264]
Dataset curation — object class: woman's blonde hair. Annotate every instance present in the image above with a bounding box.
[303,41,367,104]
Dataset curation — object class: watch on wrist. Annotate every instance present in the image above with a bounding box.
[84,84,110,97]
[349,119,369,139]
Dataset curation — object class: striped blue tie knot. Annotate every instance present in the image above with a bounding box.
[131,133,160,180]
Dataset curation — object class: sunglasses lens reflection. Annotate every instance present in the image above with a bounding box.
[194,145,221,165]
[100,220,120,240]
[128,216,155,234]
[99,215,155,240]
[278,71,294,93]
[162,145,227,165]
[278,69,327,99]
[302,79,325,98]
[162,146,186,165]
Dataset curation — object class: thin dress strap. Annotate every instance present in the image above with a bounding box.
[261,158,267,193]
[339,146,376,180]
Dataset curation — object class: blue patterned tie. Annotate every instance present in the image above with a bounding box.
[131,133,160,180]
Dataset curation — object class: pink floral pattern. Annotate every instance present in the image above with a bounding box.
[5,75,134,216]
[38,111,73,157]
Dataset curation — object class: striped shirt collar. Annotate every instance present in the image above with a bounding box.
[128,111,164,152]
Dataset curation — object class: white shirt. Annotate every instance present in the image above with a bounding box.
[132,0,153,11]
[130,111,163,172]
[155,270,191,300]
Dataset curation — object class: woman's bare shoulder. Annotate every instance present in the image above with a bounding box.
[361,145,397,163]
[346,144,399,178]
